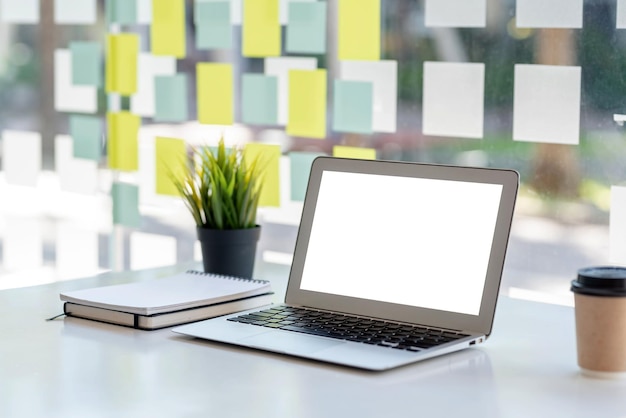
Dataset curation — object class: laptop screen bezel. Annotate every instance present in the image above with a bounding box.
[284,157,519,336]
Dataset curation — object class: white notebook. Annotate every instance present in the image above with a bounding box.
[60,270,272,316]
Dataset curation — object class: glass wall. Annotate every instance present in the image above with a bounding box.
[0,0,623,305]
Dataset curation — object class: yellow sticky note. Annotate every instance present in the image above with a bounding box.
[244,143,281,207]
[197,63,233,125]
[287,69,327,139]
[333,145,377,160]
[155,137,187,196]
[242,0,280,57]
[151,0,186,58]
[338,0,380,61]
[105,33,138,95]
[107,112,140,171]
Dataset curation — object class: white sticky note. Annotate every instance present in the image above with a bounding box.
[137,0,153,23]
[200,0,242,24]
[422,61,484,139]
[0,0,39,23]
[610,186,626,265]
[55,135,99,195]
[339,60,397,133]
[280,0,315,25]
[516,0,583,29]
[513,64,581,145]
[130,232,177,270]
[2,130,41,187]
[3,217,43,271]
[56,222,99,279]
[265,57,317,125]
[54,0,97,24]
[130,53,177,117]
[618,0,626,29]
[425,0,485,28]
[54,49,97,113]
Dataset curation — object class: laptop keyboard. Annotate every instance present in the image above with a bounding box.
[227,305,470,351]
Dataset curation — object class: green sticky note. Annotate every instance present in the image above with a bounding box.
[106,0,137,25]
[70,114,102,161]
[333,80,373,134]
[195,1,232,49]
[155,74,189,122]
[242,74,278,125]
[70,41,102,87]
[111,182,141,228]
[286,1,326,54]
[289,151,324,202]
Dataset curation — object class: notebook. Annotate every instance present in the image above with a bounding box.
[60,270,273,330]
[173,157,519,370]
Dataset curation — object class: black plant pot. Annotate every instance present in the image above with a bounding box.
[197,226,261,278]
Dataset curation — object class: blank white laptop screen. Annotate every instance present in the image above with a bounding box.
[299,171,503,316]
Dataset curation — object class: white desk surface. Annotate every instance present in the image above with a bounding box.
[2,263,626,418]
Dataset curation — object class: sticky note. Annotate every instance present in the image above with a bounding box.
[106,0,137,25]
[425,0,486,28]
[279,0,314,24]
[106,33,139,96]
[423,62,485,139]
[618,0,626,28]
[0,0,39,23]
[155,137,187,196]
[333,80,373,134]
[611,186,626,264]
[286,1,327,54]
[131,53,177,116]
[70,115,102,161]
[112,182,141,227]
[195,1,232,49]
[333,146,376,160]
[130,232,177,269]
[70,42,102,87]
[244,143,281,207]
[55,135,99,194]
[1,130,41,187]
[56,222,98,278]
[289,151,324,202]
[265,57,317,125]
[338,0,380,61]
[152,0,186,57]
[339,60,397,133]
[287,69,327,139]
[242,74,278,125]
[137,0,152,23]
[107,112,140,171]
[242,0,280,57]
[55,49,98,113]
[3,218,42,271]
[154,74,189,122]
[513,64,581,145]
[197,63,233,125]
[54,0,97,24]
[516,0,583,29]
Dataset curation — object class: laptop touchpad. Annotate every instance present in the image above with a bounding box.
[239,331,345,354]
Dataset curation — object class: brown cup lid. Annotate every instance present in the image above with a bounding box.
[571,266,626,297]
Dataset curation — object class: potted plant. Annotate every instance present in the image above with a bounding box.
[171,138,265,278]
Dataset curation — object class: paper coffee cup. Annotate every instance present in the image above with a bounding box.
[571,266,626,378]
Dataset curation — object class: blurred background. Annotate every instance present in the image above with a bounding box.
[0,0,624,306]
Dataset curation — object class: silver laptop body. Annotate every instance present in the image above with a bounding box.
[173,157,519,371]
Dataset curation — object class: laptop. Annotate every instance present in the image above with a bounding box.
[173,157,519,371]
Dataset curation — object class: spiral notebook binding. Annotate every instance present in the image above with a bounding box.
[185,269,269,284]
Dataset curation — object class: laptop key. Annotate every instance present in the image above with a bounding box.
[280,325,336,339]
